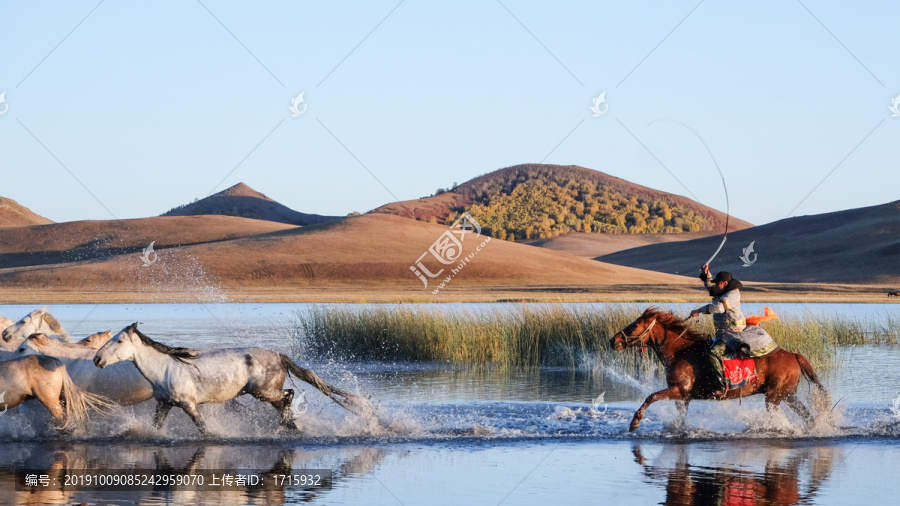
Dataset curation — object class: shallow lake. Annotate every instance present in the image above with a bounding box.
[1,303,899,505]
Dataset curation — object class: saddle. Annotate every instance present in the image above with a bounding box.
[722,355,757,390]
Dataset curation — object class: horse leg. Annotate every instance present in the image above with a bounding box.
[34,384,67,429]
[180,403,209,437]
[630,387,686,432]
[269,389,300,430]
[153,401,173,430]
[676,397,691,428]
[785,394,813,425]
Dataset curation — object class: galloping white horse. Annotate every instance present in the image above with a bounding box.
[95,323,368,435]
[0,355,114,430]
[17,333,153,405]
[3,308,75,345]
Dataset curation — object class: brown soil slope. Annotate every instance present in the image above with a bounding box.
[163,182,338,226]
[526,231,717,258]
[0,197,54,227]
[0,214,693,292]
[599,200,900,285]
[0,215,295,269]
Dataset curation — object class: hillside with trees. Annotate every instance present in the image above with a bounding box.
[391,164,750,241]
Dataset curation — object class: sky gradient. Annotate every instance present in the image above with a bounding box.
[2,1,897,226]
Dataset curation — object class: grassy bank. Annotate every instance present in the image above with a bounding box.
[291,304,899,370]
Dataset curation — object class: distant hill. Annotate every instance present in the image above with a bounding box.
[0,215,295,269]
[0,197,54,227]
[526,231,717,258]
[599,200,900,285]
[370,164,751,240]
[163,183,338,226]
[0,214,693,293]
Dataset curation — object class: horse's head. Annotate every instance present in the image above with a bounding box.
[610,308,666,352]
[95,323,140,368]
[3,307,49,343]
[79,330,113,350]
[14,333,52,356]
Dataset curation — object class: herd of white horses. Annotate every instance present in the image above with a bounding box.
[0,308,369,435]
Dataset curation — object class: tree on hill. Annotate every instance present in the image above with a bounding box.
[449,168,707,240]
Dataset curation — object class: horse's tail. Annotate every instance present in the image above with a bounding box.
[279,354,367,416]
[795,353,831,412]
[58,368,118,430]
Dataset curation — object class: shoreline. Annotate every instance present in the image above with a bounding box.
[1,283,897,305]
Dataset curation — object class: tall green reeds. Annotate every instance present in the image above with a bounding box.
[290,304,898,370]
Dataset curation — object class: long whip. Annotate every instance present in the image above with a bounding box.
[647,120,730,267]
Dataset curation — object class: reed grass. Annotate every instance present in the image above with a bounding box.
[290,304,899,371]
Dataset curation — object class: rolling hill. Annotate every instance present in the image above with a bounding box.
[370,164,751,240]
[0,197,54,227]
[0,214,695,299]
[162,182,338,226]
[598,199,900,285]
[0,215,296,269]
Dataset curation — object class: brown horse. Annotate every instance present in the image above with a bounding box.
[609,308,828,432]
[0,355,114,430]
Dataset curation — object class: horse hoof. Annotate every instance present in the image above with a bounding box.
[629,422,640,432]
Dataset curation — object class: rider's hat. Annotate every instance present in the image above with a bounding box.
[712,271,733,283]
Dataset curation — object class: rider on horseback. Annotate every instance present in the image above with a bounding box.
[689,265,747,399]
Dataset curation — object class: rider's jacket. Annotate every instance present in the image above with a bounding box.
[699,272,747,331]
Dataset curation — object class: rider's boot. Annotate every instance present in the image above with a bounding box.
[706,339,727,400]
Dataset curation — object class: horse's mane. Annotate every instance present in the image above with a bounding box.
[26,333,79,350]
[642,307,707,342]
[129,323,198,361]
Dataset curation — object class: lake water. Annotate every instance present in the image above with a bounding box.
[1,303,899,505]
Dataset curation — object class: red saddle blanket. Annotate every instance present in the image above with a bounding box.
[723,356,757,390]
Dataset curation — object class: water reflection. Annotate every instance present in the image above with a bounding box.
[632,443,838,506]
[0,441,385,506]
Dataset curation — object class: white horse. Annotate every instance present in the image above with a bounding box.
[16,333,154,405]
[94,323,368,436]
[3,308,75,345]
[0,316,12,332]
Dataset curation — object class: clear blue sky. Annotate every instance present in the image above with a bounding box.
[2,1,897,226]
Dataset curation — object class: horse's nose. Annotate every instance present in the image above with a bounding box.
[93,355,104,368]
[1,330,10,342]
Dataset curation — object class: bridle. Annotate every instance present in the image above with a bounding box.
[618,317,705,349]
[620,318,657,349]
